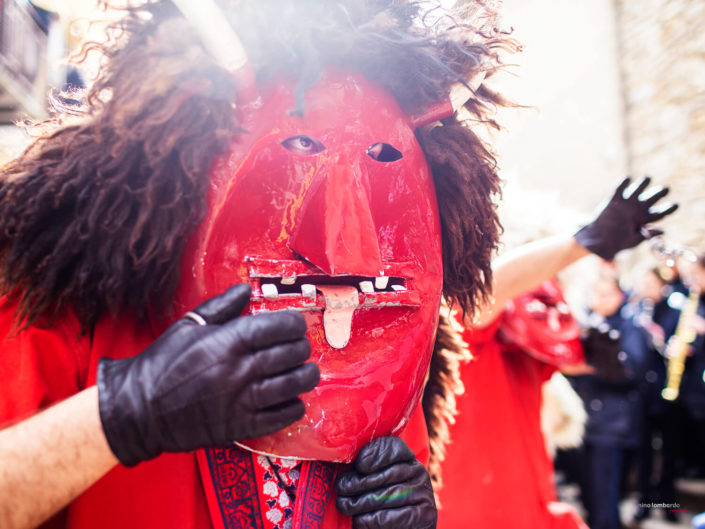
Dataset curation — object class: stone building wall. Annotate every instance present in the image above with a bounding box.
[614,0,705,252]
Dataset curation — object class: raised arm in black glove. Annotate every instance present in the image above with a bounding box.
[97,283,319,467]
[335,436,437,529]
[574,176,678,261]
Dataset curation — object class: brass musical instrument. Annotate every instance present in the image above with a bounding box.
[662,286,701,401]
[647,236,701,401]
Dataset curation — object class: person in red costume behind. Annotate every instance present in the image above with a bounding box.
[0,2,513,529]
[438,177,677,529]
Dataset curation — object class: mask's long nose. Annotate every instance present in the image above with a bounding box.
[288,156,383,276]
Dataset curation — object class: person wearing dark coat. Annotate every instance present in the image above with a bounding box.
[676,256,705,476]
[631,267,684,523]
[569,275,650,529]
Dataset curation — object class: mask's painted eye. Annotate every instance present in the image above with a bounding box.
[367,143,403,162]
[281,135,326,156]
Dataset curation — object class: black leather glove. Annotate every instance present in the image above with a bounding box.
[335,437,437,529]
[97,283,319,467]
[574,176,678,260]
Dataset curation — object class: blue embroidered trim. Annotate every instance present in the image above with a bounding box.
[293,461,336,529]
[206,447,265,529]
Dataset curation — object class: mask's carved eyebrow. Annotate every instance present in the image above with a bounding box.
[281,135,326,155]
[367,143,403,162]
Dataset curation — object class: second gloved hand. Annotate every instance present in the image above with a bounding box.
[574,176,678,260]
[97,283,319,467]
[335,436,437,529]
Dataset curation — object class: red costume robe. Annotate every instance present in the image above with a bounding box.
[437,290,588,529]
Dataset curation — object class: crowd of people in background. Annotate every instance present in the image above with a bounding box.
[556,251,705,529]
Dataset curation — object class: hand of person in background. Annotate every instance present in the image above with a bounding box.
[574,176,678,261]
[581,326,629,382]
[97,283,319,467]
[335,436,437,529]
[682,313,705,336]
[559,362,596,376]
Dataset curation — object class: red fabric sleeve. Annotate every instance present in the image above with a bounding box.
[454,311,502,353]
[0,298,88,427]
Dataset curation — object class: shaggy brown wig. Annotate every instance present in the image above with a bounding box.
[422,305,471,497]
[0,0,514,486]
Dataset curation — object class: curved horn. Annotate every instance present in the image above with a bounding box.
[172,0,247,71]
[172,0,257,105]
[450,69,487,111]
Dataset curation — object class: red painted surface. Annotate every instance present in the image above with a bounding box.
[175,69,443,462]
[499,278,585,366]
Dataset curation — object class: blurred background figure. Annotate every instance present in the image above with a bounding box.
[671,255,705,482]
[567,275,650,529]
[631,266,682,524]
[439,277,590,529]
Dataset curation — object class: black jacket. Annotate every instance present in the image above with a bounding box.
[571,304,650,447]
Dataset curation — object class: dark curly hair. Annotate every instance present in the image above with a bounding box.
[0,5,240,331]
[422,305,471,497]
[0,0,514,485]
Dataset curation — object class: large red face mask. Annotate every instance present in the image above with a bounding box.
[174,70,444,462]
[498,279,584,367]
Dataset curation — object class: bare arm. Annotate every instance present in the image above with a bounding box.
[0,386,118,529]
[470,235,590,328]
[468,176,677,328]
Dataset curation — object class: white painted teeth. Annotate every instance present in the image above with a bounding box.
[375,276,389,289]
[301,284,316,299]
[359,281,374,293]
[261,283,279,299]
[259,277,406,298]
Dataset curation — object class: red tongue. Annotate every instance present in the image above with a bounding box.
[316,285,359,349]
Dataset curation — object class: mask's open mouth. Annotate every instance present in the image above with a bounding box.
[245,256,421,312]
[259,274,407,295]
[245,256,420,348]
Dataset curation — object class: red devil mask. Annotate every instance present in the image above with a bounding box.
[498,278,584,367]
[174,69,445,462]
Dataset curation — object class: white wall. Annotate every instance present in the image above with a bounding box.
[493,0,628,223]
